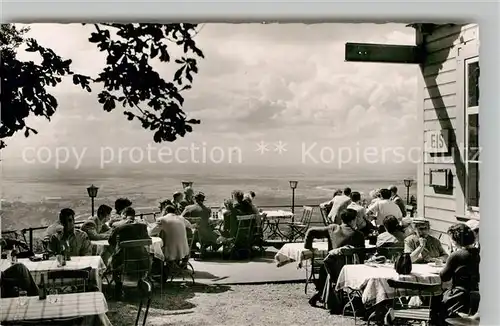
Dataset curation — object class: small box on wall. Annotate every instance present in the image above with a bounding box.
[429,168,452,189]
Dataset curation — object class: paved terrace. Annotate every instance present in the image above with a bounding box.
[107,251,357,326]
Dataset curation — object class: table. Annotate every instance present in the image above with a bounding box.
[0,256,105,291]
[335,263,443,306]
[91,236,164,262]
[262,210,294,240]
[1,292,108,323]
[275,240,376,268]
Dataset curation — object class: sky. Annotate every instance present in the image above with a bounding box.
[2,23,419,171]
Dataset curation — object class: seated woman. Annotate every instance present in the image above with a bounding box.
[404,218,448,263]
[432,223,480,324]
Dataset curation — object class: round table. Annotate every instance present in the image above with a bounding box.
[91,237,164,262]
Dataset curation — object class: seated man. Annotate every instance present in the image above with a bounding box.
[47,208,92,257]
[112,205,147,228]
[108,198,133,227]
[304,209,365,308]
[1,263,39,298]
[376,215,406,248]
[182,192,222,252]
[108,207,151,299]
[404,218,448,263]
[149,205,191,261]
[81,204,113,241]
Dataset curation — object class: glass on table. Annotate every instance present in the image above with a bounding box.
[18,290,28,306]
[48,288,59,303]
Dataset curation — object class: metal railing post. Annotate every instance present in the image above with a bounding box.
[29,229,33,253]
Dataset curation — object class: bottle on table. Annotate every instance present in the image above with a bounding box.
[39,274,47,300]
[64,240,71,261]
[11,248,18,265]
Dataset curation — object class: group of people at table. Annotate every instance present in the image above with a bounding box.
[303,186,480,325]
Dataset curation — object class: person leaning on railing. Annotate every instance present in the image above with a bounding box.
[81,204,113,241]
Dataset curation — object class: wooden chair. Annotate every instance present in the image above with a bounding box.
[286,206,314,241]
[135,277,153,326]
[47,267,92,294]
[224,214,256,259]
[384,279,443,325]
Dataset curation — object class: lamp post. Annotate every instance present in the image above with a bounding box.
[403,178,413,205]
[181,181,193,189]
[86,184,99,216]
[289,181,298,222]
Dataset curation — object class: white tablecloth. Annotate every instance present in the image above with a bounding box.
[91,236,164,261]
[275,241,329,267]
[335,263,443,306]
[1,292,108,323]
[275,240,375,268]
[0,256,105,291]
[262,210,294,219]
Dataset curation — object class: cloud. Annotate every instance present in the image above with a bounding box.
[3,23,419,167]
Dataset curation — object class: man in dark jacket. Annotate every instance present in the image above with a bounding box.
[389,185,407,218]
[304,208,365,307]
[108,207,151,299]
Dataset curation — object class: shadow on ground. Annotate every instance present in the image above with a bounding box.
[107,282,232,325]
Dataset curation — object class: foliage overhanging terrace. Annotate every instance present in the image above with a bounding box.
[0,23,205,150]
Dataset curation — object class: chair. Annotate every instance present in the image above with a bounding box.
[224,214,256,259]
[384,279,443,325]
[286,206,314,241]
[135,277,153,326]
[104,239,153,297]
[304,249,327,294]
[376,246,404,261]
[341,247,368,323]
[47,267,92,293]
[320,206,332,226]
[165,256,196,285]
[252,215,266,254]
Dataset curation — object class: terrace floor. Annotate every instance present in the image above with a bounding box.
[106,247,357,326]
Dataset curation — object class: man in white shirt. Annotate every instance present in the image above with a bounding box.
[347,191,369,232]
[366,188,402,227]
[148,205,192,261]
[321,187,352,225]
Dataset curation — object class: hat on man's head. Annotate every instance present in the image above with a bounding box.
[173,191,182,197]
[465,219,479,231]
[412,218,430,227]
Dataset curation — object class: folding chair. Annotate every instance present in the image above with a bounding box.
[304,249,327,294]
[385,279,443,325]
[376,246,404,262]
[135,277,153,326]
[223,214,256,259]
[286,206,313,242]
[341,247,368,323]
[105,239,153,298]
[47,267,92,294]
[320,206,333,226]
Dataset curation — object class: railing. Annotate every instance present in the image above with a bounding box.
[2,204,326,253]
[2,202,417,253]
